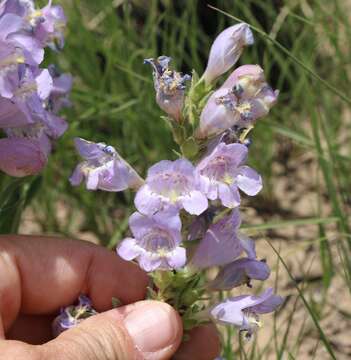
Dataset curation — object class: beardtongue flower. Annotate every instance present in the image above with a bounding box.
[208,258,270,290]
[52,294,98,337]
[134,158,208,216]
[144,56,191,121]
[2,0,66,49]
[210,288,283,339]
[0,67,53,127]
[196,142,262,208]
[189,209,256,269]
[117,210,186,272]
[70,137,143,192]
[0,10,44,65]
[33,1,66,50]
[0,131,51,176]
[202,23,254,85]
[197,65,278,139]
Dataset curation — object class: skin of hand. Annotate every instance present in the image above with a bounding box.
[0,235,220,360]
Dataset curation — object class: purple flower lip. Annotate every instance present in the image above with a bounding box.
[196,142,262,208]
[189,209,256,269]
[203,23,254,84]
[70,138,143,192]
[134,158,208,216]
[208,258,271,290]
[117,210,186,272]
[210,288,283,339]
[144,56,191,121]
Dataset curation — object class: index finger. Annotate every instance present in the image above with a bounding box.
[0,235,148,335]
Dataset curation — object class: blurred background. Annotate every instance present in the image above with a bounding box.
[1,0,350,358]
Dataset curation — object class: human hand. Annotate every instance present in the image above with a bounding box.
[0,235,220,359]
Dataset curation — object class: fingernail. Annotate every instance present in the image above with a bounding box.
[123,302,180,356]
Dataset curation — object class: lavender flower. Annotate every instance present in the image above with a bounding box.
[33,1,66,50]
[134,158,208,216]
[196,142,262,208]
[203,23,254,84]
[0,132,50,176]
[117,210,186,272]
[52,294,98,337]
[189,209,256,269]
[197,65,278,139]
[144,56,191,121]
[210,288,283,339]
[0,10,44,65]
[0,67,52,127]
[209,258,270,290]
[70,137,143,192]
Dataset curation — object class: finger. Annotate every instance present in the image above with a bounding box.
[40,300,182,360]
[174,324,221,360]
[0,235,148,334]
[6,314,54,344]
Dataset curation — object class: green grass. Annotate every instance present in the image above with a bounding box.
[1,0,350,358]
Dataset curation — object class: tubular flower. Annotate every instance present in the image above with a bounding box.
[144,56,191,121]
[33,0,67,50]
[0,67,52,127]
[1,0,66,49]
[189,209,256,269]
[135,158,208,216]
[117,210,186,272]
[197,142,262,208]
[70,137,143,192]
[209,258,270,290]
[203,23,254,84]
[52,295,98,337]
[210,288,283,339]
[197,65,278,139]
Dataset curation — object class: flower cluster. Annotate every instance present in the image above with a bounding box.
[0,0,71,177]
[52,295,98,337]
[70,22,283,344]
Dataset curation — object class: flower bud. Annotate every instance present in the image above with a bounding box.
[203,23,254,84]
[144,56,191,121]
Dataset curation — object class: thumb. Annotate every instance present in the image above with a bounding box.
[41,300,183,360]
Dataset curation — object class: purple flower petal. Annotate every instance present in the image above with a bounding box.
[85,168,100,190]
[167,246,186,269]
[238,232,256,259]
[0,13,23,38]
[0,135,50,177]
[209,258,270,290]
[182,190,208,215]
[69,164,84,186]
[236,165,262,196]
[218,183,240,208]
[117,238,141,261]
[36,68,53,100]
[190,209,246,269]
[134,185,164,215]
